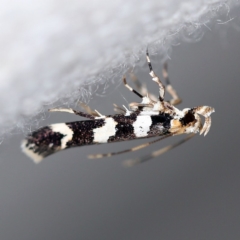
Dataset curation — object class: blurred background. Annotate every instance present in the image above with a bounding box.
[1,1,240,239]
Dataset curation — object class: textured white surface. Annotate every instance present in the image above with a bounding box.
[133,115,152,138]
[0,0,239,138]
[93,118,118,143]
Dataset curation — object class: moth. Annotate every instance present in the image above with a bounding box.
[21,50,215,166]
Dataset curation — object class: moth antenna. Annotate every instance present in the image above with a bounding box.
[113,104,126,114]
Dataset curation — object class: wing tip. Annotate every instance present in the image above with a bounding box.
[21,139,43,164]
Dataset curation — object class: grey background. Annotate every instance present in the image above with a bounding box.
[1,26,240,240]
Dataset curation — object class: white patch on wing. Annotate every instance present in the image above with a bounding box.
[51,123,74,149]
[93,118,117,143]
[133,115,152,137]
[21,140,43,164]
[139,110,158,116]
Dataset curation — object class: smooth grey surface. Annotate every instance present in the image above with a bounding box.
[1,27,240,240]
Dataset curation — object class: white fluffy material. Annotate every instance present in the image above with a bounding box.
[0,0,239,138]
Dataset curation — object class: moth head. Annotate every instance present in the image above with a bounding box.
[191,106,215,136]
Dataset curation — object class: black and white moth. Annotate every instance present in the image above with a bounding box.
[21,50,215,166]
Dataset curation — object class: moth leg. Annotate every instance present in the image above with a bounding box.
[146,49,165,102]
[129,72,158,102]
[79,102,107,119]
[79,102,100,117]
[113,103,126,114]
[94,110,106,118]
[123,76,144,99]
[88,134,173,159]
[124,74,155,111]
[81,102,126,117]
[162,63,182,105]
[49,108,95,119]
[113,104,132,115]
[123,133,195,167]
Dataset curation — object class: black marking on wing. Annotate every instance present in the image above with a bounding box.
[23,126,65,159]
[66,119,105,148]
[22,111,174,161]
[108,112,138,142]
[148,113,172,136]
[22,119,105,160]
